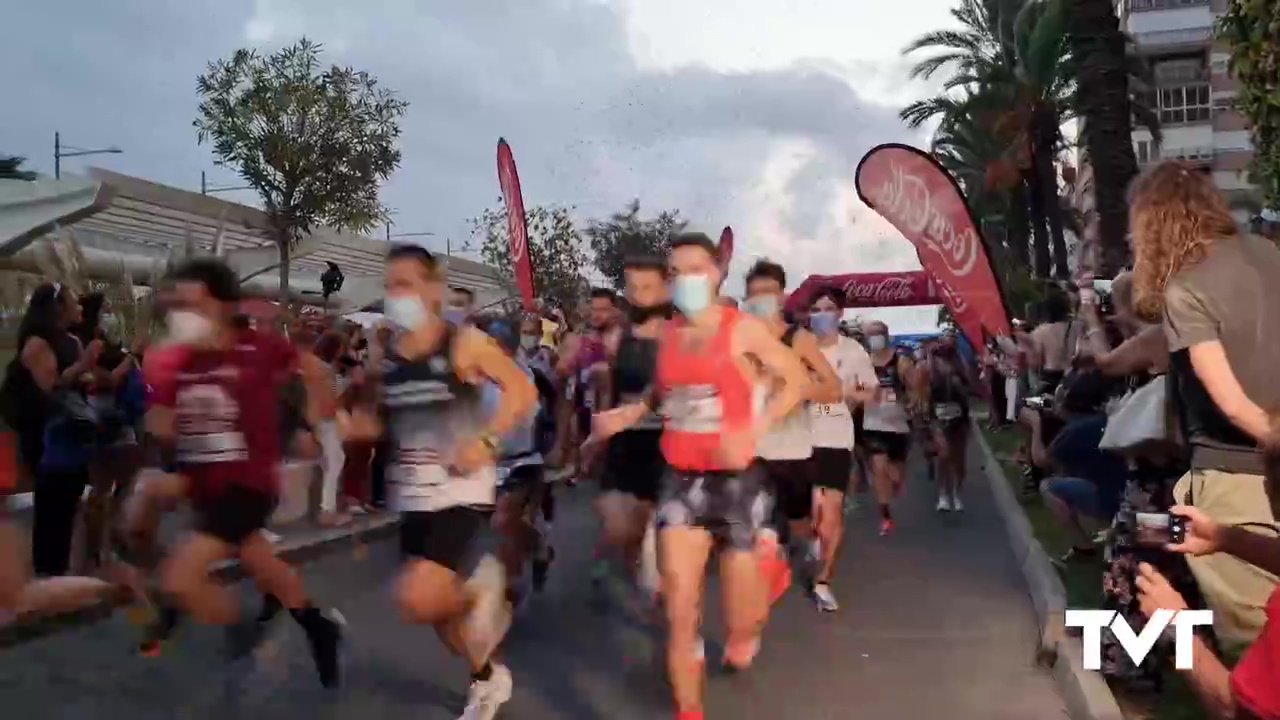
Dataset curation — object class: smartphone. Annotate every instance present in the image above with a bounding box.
[1133,512,1186,547]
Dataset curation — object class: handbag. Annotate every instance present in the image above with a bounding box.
[1098,375,1180,451]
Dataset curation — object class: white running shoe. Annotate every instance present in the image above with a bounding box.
[951,494,965,512]
[936,494,953,512]
[464,556,512,666]
[812,582,839,612]
[459,662,513,720]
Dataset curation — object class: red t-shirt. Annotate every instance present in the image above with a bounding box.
[150,329,296,499]
[1232,587,1280,720]
[142,343,191,410]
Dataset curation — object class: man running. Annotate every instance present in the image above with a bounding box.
[594,232,811,720]
[742,260,841,592]
[343,245,536,720]
[516,314,559,591]
[860,320,918,535]
[805,288,876,611]
[918,330,973,511]
[551,290,615,482]
[591,256,672,599]
[147,258,344,686]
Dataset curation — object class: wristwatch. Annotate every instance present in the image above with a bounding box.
[478,431,500,454]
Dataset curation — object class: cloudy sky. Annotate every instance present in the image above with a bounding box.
[4,0,959,331]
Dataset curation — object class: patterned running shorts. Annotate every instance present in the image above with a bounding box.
[655,463,771,552]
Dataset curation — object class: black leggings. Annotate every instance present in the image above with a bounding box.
[32,467,88,576]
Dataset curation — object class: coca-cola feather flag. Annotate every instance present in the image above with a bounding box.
[718,226,734,277]
[497,138,535,310]
[854,143,1011,352]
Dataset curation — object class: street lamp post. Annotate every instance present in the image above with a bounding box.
[54,132,123,179]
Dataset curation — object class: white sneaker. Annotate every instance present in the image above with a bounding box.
[812,582,839,612]
[459,662,513,720]
[464,556,512,666]
[936,494,953,512]
[951,494,965,512]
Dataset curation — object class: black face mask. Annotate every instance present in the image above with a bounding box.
[628,302,674,324]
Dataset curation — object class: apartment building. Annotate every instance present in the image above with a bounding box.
[1117,0,1261,224]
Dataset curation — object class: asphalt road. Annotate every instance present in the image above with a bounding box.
[0,440,1068,720]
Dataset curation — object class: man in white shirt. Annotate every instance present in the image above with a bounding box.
[804,288,876,612]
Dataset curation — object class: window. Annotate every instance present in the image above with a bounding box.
[1156,84,1211,125]
[1129,0,1209,10]
[1135,140,1154,164]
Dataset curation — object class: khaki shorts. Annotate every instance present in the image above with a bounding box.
[1173,468,1280,646]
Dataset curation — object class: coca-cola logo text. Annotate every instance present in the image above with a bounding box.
[841,275,918,304]
[498,161,527,264]
[866,161,979,278]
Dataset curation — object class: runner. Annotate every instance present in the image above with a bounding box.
[859,320,918,536]
[483,318,546,609]
[590,256,671,599]
[593,232,812,720]
[342,245,536,720]
[805,288,876,612]
[551,291,615,484]
[742,260,840,593]
[516,313,559,592]
[919,330,973,511]
[147,258,345,687]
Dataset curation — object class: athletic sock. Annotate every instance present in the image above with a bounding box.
[472,662,493,682]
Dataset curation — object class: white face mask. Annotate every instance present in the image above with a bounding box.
[520,335,539,350]
[385,295,429,329]
[166,310,214,344]
[867,334,888,352]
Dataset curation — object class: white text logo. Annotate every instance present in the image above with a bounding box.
[1066,609,1213,670]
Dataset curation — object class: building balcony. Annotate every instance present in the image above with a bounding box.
[1139,145,1215,169]
[1127,0,1209,12]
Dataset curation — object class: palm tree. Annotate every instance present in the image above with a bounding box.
[1066,0,1139,276]
[0,155,38,181]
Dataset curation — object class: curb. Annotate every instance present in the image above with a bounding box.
[972,420,1125,720]
[0,515,399,649]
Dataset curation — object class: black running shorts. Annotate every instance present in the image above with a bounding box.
[193,484,277,545]
[861,430,909,463]
[600,430,664,503]
[762,458,814,521]
[655,464,769,552]
[399,506,492,574]
[810,447,854,493]
[497,462,543,494]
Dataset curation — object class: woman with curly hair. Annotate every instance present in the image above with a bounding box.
[1130,160,1280,648]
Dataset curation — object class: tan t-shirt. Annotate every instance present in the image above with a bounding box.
[1163,234,1280,450]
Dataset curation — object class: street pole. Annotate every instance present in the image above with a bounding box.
[54,132,60,180]
[201,171,207,195]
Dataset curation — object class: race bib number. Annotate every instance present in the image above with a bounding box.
[811,402,849,418]
[621,392,663,430]
[662,385,723,433]
[935,402,962,421]
[174,383,247,463]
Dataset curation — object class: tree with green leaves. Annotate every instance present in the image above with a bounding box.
[0,156,37,181]
[194,38,408,303]
[468,203,587,313]
[1218,0,1280,213]
[585,199,686,291]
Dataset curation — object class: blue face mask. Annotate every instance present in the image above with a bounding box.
[744,295,779,319]
[443,307,466,326]
[809,311,838,335]
[385,295,428,329]
[672,274,711,316]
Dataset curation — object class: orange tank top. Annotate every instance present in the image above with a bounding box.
[657,307,754,471]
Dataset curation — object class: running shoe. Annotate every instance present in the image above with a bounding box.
[722,635,761,672]
[531,544,555,592]
[936,493,953,512]
[464,556,512,666]
[812,582,839,613]
[878,518,894,536]
[302,608,346,689]
[951,494,965,512]
[459,662,513,720]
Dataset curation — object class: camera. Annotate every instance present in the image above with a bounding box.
[1133,512,1187,547]
[1025,395,1054,411]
